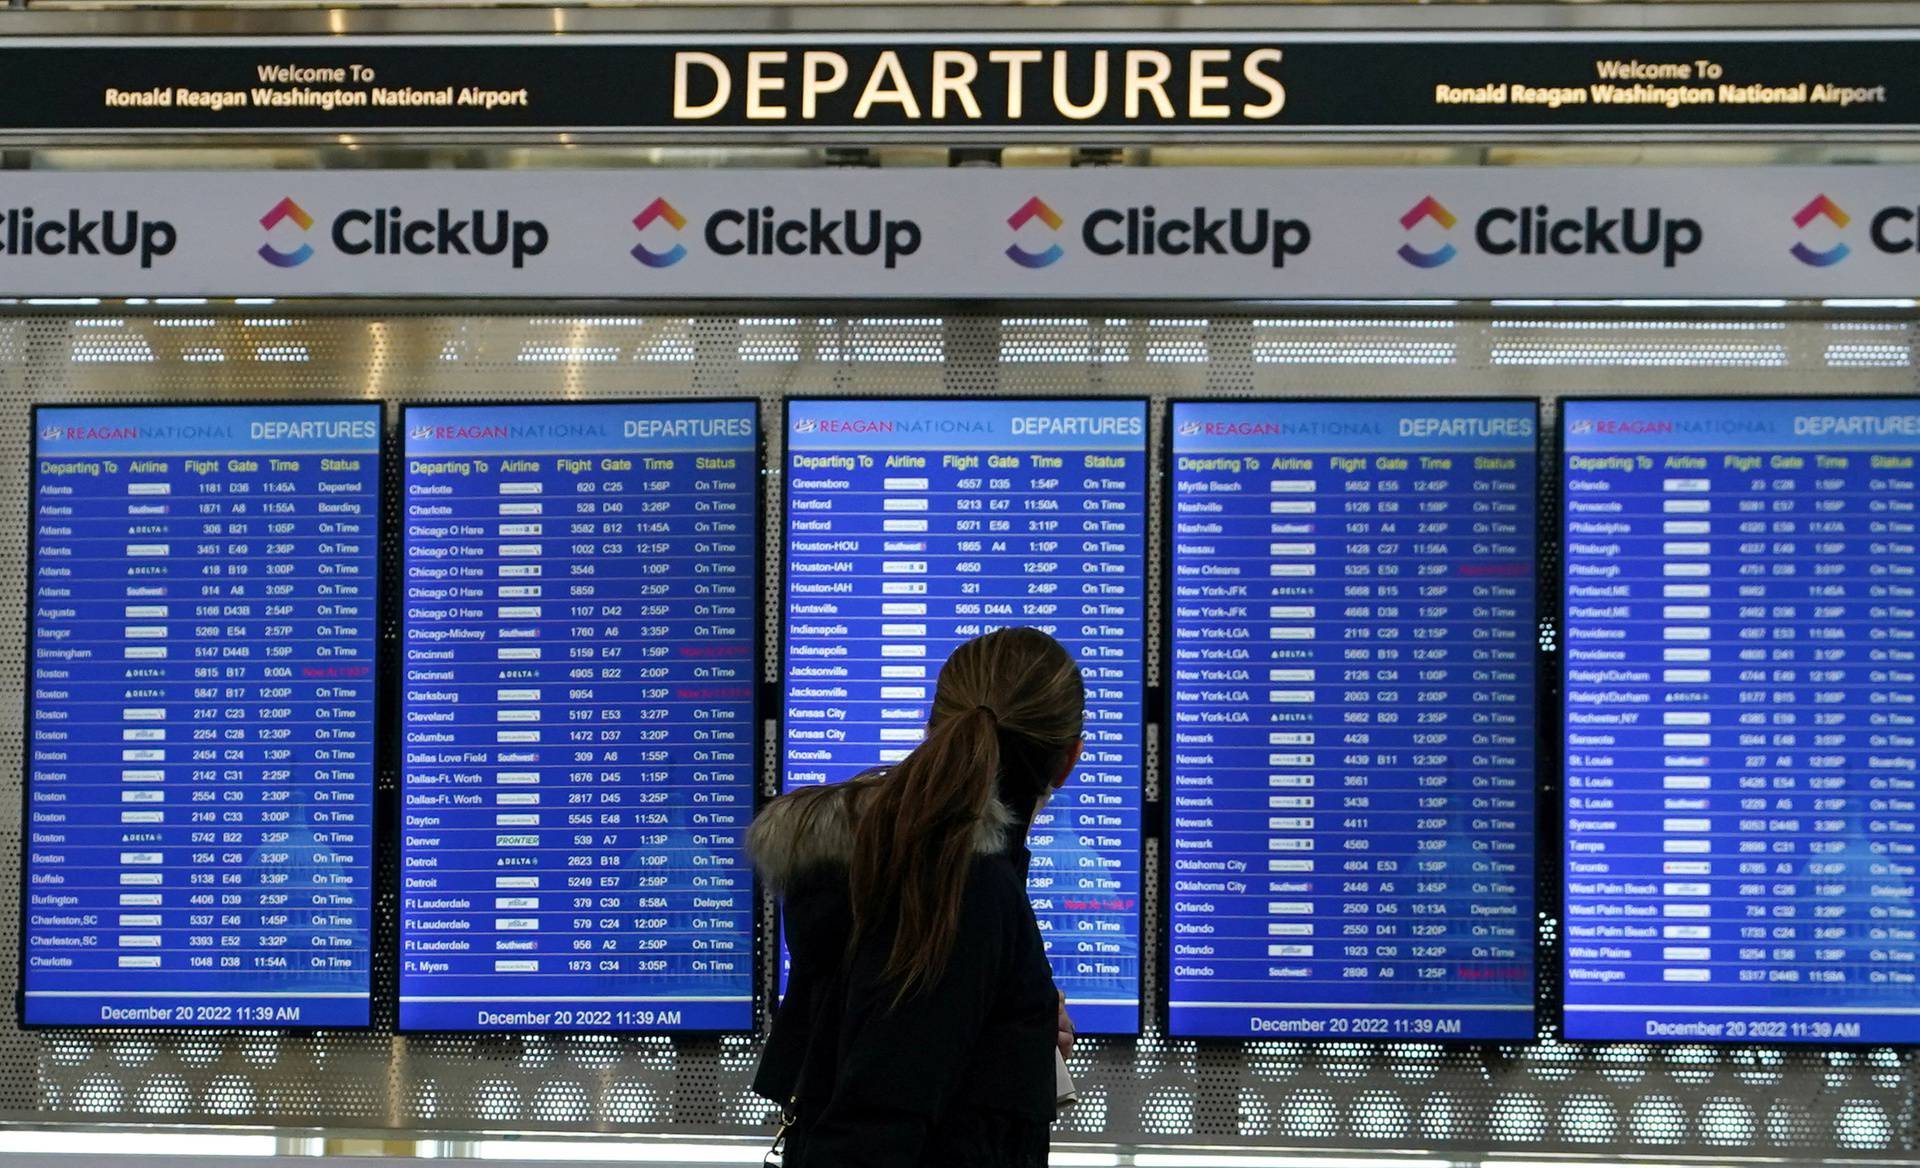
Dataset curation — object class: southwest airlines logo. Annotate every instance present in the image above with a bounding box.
[1397,196,1458,268]
[258,197,316,268]
[1006,197,1064,268]
[632,198,688,268]
[1791,194,1850,267]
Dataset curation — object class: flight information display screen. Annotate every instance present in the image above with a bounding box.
[399,401,758,1032]
[1563,397,1920,1044]
[783,398,1146,1034]
[24,403,380,1028]
[1167,399,1539,1040]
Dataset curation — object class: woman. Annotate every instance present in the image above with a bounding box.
[749,626,1082,1167]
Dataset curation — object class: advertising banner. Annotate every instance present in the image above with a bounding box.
[1,165,1918,299]
[3,32,1913,137]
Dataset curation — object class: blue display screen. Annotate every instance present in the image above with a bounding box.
[23,404,380,1028]
[1167,400,1539,1040]
[1562,398,1920,1044]
[398,402,758,1032]
[782,398,1146,1034]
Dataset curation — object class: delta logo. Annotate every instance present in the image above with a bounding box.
[1791,194,1851,267]
[259,197,316,268]
[632,198,689,269]
[1397,196,1458,268]
[1007,197,1065,269]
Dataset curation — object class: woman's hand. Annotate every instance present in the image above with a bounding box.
[1056,989,1076,1059]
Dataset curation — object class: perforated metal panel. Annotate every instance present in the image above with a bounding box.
[2,307,1916,1155]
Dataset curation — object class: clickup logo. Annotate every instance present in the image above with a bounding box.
[632,198,689,268]
[1006,197,1065,269]
[259,197,316,268]
[1791,194,1851,267]
[1398,196,1458,268]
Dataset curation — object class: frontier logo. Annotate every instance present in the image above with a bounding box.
[1790,194,1851,267]
[1007,197,1065,269]
[632,198,689,268]
[1397,196,1458,268]
[259,197,316,268]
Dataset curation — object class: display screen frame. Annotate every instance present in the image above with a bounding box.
[392,397,766,1037]
[18,399,387,1032]
[1160,394,1548,1044]
[776,393,1152,1037]
[1557,392,1920,1048]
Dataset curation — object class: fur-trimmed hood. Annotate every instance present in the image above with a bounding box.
[746,779,1015,893]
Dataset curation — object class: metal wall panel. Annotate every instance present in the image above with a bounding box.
[1,307,1915,1156]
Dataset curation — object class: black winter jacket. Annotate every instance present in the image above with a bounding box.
[748,783,1059,1168]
